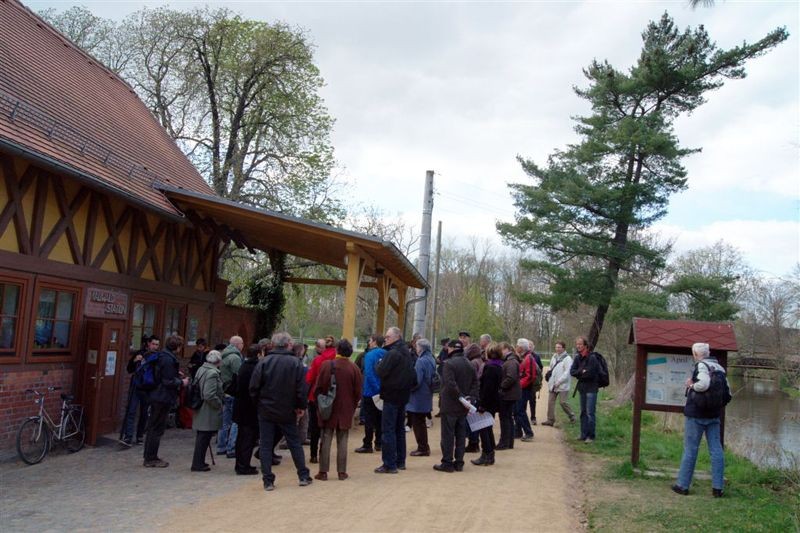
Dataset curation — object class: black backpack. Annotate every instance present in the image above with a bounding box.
[594,352,610,388]
[188,374,204,410]
[691,362,732,410]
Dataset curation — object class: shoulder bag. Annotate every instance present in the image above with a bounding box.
[317,360,337,421]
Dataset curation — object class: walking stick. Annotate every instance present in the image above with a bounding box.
[208,442,216,466]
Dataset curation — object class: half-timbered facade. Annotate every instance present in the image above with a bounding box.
[0,0,424,455]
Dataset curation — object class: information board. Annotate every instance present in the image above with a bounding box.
[645,353,694,406]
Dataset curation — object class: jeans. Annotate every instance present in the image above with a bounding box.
[676,417,724,490]
[143,401,171,461]
[498,400,515,448]
[235,424,259,472]
[440,413,467,468]
[123,387,149,441]
[192,430,215,469]
[217,395,236,453]
[381,401,406,470]
[579,390,597,440]
[513,391,534,438]
[362,397,382,449]
[258,417,309,484]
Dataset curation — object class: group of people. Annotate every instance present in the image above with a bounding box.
[122,328,726,497]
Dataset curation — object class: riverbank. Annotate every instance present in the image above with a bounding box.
[560,390,799,531]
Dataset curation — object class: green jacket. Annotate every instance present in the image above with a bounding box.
[193,363,224,431]
[219,344,242,391]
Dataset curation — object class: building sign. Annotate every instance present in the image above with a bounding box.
[85,288,128,318]
[645,353,694,406]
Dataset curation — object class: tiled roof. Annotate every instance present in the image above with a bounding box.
[629,318,738,351]
[0,0,214,216]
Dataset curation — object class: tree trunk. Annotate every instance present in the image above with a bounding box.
[613,372,636,406]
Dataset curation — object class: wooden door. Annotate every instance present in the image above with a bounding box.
[81,320,126,445]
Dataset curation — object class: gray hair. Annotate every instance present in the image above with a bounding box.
[206,350,222,364]
[692,342,710,359]
[416,338,432,353]
[271,332,292,348]
[480,334,492,343]
[386,326,402,339]
[258,337,270,349]
[516,338,530,351]
[229,335,243,345]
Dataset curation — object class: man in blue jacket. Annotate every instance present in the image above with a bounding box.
[355,334,386,454]
[143,335,187,468]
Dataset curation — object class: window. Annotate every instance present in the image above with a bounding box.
[164,304,184,340]
[33,288,76,351]
[130,301,158,350]
[0,282,21,354]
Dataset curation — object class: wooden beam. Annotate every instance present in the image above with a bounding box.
[341,243,363,342]
[375,272,389,334]
[396,285,407,332]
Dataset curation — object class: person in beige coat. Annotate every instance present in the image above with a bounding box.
[542,341,576,426]
[191,351,224,472]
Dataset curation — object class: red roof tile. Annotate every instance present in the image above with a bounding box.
[0,0,214,216]
[629,318,738,351]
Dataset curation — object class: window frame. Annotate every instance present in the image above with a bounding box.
[128,296,163,351]
[0,273,29,363]
[28,279,81,363]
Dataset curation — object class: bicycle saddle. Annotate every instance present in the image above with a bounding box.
[60,393,74,402]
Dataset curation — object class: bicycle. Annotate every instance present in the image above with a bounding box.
[16,386,86,465]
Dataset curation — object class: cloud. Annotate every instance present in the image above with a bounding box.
[652,219,800,278]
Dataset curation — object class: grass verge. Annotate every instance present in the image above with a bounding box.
[559,391,800,532]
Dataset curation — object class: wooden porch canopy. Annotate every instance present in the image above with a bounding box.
[160,186,427,341]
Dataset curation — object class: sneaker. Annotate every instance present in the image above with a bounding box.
[712,488,724,498]
[119,437,133,448]
[374,465,398,474]
[143,459,169,468]
[354,446,373,454]
[264,481,275,492]
[298,477,313,487]
[432,463,454,473]
[583,438,594,443]
[521,435,534,442]
[541,421,555,427]
[671,484,689,496]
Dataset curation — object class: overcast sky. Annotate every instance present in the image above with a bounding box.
[30,0,800,278]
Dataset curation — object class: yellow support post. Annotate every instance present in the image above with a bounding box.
[342,243,362,343]
[376,272,388,334]
[395,285,407,335]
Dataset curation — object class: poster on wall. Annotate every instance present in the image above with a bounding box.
[645,353,694,406]
[87,349,98,365]
[105,351,117,376]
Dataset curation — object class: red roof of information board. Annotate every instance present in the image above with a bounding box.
[629,318,738,351]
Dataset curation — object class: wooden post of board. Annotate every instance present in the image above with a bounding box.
[631,345,646,466]
[375,271,388,334]
[396,285,407,335]
[341,242,363,343]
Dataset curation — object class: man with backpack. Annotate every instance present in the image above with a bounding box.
[673,342,730,498]
[143,334,187,467]
[570,336,602,443]
[121,335,159,447]
[217,335,244,458]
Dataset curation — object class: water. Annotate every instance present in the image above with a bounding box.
[725,376,800,469]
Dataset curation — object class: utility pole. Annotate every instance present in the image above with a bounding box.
[430,220,442,344]
[413,170,434,338]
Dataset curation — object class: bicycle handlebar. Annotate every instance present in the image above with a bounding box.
[24,386,62,395]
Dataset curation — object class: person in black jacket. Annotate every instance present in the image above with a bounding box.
[249,332,311,491]
[143,335,186,468]
[188,338,209,380]
[434,340,479,473]
[374,326,415,474]
[233,343,262,475]
[570,336,600,443]
[121,335,159,447]
[472,343,503,466]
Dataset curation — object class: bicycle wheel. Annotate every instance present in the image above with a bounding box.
[63,408,86,452]
[16,417,50,465]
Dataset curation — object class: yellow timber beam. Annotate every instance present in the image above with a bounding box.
[341,242,366,343]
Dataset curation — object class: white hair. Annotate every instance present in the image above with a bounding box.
[417,338,432,353]
[386,326,402,339]
[229,335,243,345]
[271,332,292,348]
[480,334,492,343]
[692,342,710,359]
[516,338,530,351]
[206,350,222,364]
